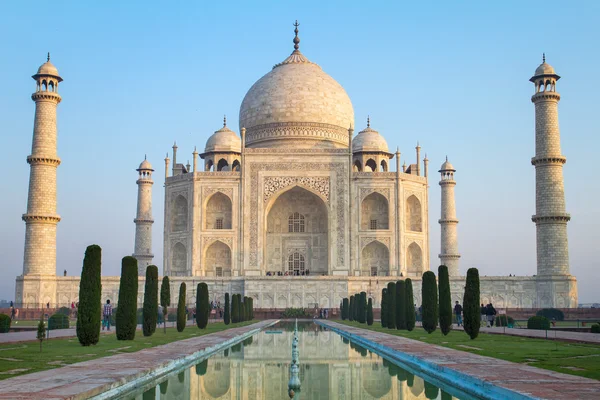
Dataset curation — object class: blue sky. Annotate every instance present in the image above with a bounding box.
[1,1,598,303]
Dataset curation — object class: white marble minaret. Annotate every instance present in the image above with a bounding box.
[438,157,460,276]
[133,156,154,274]
[530,55,571,277]
[22,54,63,276]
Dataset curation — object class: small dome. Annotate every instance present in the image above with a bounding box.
[352,123,389,153]
[138,158,153,171]
[33,54,62,81]
[205,122,242,153]
[534,62,555,76]
[439,157,455,172]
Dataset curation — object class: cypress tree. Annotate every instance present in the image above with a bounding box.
[342,298,349,320]
[197,283,209,329]
[116,256,138,340]
[176,283,186,332]
[387,282,396,329]
[367,298,373,326]
[396,280,406,330]
[160,276,170,334]
[242,296,247,322]
[232,294,239,323]
[405,278,416,331]
[381,288,387,328]
[421,271,438,333]
[250,297,254,320]
[359,292,367,323]
[142,265,159,337]
[77,244,102,346]
[438,265,453,336]
[463,268,481,340]
[349,296,354,321]
[224,293,230,325]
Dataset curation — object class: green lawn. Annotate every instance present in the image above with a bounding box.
[337,321,600,381]
[0,321,257,380]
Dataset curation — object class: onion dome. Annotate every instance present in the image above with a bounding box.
[32,53,63,81]
[439,156,455,172]
[352,117,389,153]
[137,156,153,171]
[205,116,242,153]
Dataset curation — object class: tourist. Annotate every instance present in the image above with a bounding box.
[102,299,112,331]
[46,302,50,309]
[480,303,486,325]
[10,307,16,320]
[486,303,497,327]
[454,301,463,327]
[9,300,13,308]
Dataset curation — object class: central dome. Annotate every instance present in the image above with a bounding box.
[239,29,354,149]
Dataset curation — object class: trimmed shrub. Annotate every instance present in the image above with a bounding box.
[281,307,311,318]
[48,313,69,329]
[591,324,600,334]
[381,288,388,328]
[143,265,159,337]
[196,283,209,329]
[421,271,438,334]
[536,308,565,321]
[342,298,349,320]
[387,282,396,329]
[496,315,515,327]
[0,314,11,333]
[528,316,550,330]
[224,293,230,325]
[56,307,70,317]
[359,292,367,323]
[76,244,102,346]
[249,297,254,320]
[232,294,239,323]
[37,313,46,352]
[160,276,171,334]
[396,280,406,330]
[405,278,416,331]
[367,298,374,326]
[463,268,481,340]
[116,256,138,340]
[177,283,186,332]
[349,296,354,322]
[438,265,452,336]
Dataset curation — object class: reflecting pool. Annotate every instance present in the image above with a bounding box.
[125,321,473,399]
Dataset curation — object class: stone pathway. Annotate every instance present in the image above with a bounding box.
[458,325,600,344]
[319,321,600,400]
[0,320,275,399]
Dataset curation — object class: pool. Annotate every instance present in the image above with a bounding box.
[122,321,476,399]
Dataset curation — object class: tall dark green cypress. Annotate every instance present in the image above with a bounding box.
[77,245,102,346]
[160,276,170,334]
[232,294,239,323]
[142,265,159,337]
[387,282,396,329]
[342,298,349,320]
[438,265,453,335]
[197,283,209,329]
[349,296,354,322]
[224,293,230,325]
[116,256,138,340]
[176,283,186,332]
[249,297,254,320]
[405,278,416,331]
[421,271,438,333]
[359,292,367,323]
[367,298,373,326]
[381,288,387,328]
[463,268,481,340]
[396,280,406,330]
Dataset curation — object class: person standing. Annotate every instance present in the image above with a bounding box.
[480,303,486,326]
[454,301,463,327]
[102,299,113,331]
[486,303,497,327]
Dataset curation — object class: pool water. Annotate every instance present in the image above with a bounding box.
[125,321,474,399]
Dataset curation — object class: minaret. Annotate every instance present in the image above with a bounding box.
[415,142,421,176]
[530,55,571,276]
[22,54,63,276]
[133,156,154,274]
[439,157,460,276]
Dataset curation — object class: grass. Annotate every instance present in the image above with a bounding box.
[10,320,74,328]
[338,321,600,381]
[0,321,257,380]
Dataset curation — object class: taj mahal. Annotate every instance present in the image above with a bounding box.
[15,24,578,309]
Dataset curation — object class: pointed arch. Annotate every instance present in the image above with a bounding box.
[204,240,231,277]
[361,240,389,276]
[206,159,214,172]
[205,192,232,229]
[217,158,229,171]
[231,159,240,171]
[171,195,188,232]
[361,192,389,230]
[406,242,422,276]
[406,195,422,232]
[353,160,362,172]
[49,81,54,92]
[42,80,48,91]
[171,242,187,276]
[201,360,231,398]
[380,159,388,172]
[365,159,377,172]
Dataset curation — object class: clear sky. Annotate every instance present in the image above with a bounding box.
[1,1,598,303]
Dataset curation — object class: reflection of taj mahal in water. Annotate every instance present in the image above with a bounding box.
[15,24,577,309]
[132,327,444,400]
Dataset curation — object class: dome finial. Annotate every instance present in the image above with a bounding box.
[47,52,50,62]
[223,115,227,127]
[542,53,546,63]
[367,115,370,128]
[144,154,147,160]
[293,20,300,51]
[446,155,448,162]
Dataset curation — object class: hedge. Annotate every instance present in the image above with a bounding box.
[387,282,396,329]
[463,267,481,339]
[177,283,186,332]
[405,278,416,331]
[496,315,515,327]
[438,265,452,336]
[349,296,354,322]
[116,256,138,340]
[76,244,102,346]
[381,288,388,328]
[143,265,159,337]
[396,280,406,330]
[160,276,171,334]
[196,282,209,329]
[48,313,69,329]
[342,298,349,320]
[421,271,438,334]
[56,307,70,316]
[224,293,230,325]
[536,308,564,321]
[527,316,550,330]
[0,314,11,333]
[367,298,373,326]
[591,324,600,334]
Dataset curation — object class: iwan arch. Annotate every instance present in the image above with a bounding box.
[15,27,577,309]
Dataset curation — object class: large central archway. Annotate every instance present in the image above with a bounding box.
[265,186,328,275]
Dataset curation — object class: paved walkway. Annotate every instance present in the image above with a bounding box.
[0,320,275,399]
[319,321,600,400]
[462,325,600,344]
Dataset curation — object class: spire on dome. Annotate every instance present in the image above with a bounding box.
[47,52,50,62]
[543,53,546,63]
[293,20,300,51]
[223,115,227,127]
[367,115,370,128]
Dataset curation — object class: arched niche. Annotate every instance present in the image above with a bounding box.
[362,363,392,398]
[217,159,229,171]
[365,159,377,172]
[406,195,422,232]
[171,195,188,232]
[204,240,231,277]
[361,240,389,276]
[171,242,187,276]
[406,242,422,276]
[361,192,389,230]
[205,192,232,229]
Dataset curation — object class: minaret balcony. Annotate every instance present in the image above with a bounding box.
[438,218,458,224]
[531,214,571,224]
[31,91,61,103]
[531,156,566,166]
